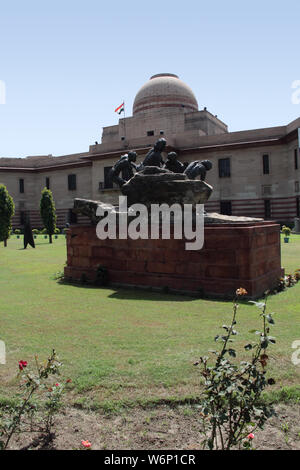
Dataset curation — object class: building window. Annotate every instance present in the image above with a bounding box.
[147,130,154,136]
[264,200,271,219]
[295,181,299,193]
[297,196,300,218]
[295,149,299,170]
[68,209,77,224]
[104,167,113,189]
[46,177,50,189]
[68,174,77,191]
[218,158,231,178]
[220,201,232,215]
[262,154,270,174]
[262,185,272,196]
[19,178,24,193]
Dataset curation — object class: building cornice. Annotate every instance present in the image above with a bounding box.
[178,137,285,155]
[0,160,92,173]
[85,145,177,161]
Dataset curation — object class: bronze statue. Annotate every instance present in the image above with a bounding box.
[109,151,138,187]
[184,160,212,181]
[164,152,185,173]
[141,138,166,167]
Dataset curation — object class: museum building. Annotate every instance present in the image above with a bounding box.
[0,72,299,228]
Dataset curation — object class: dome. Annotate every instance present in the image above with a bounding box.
[133,73,198,115]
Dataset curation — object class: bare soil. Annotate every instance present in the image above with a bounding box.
[8,403,300,450]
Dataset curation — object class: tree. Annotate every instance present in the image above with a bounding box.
[40,188,57,244]
[0,184,15,247]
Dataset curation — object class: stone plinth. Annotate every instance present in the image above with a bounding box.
[64,221,283,299]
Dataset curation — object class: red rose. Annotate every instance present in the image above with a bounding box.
[81,440,92,448]
[18,360,28,371]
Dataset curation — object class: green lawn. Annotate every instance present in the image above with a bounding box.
[1,234,300,407]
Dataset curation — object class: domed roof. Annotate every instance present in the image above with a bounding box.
[133,73,198,115]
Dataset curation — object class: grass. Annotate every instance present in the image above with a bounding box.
[1,233,300,406]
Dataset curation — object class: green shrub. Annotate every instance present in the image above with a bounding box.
[0,185,14,247]
[40,188,57,244]
[196,288,276,450]
[14,229,21,235]
[0,350,67,450]
[282,225,291,237]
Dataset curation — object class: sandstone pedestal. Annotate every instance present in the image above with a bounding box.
[64,220,283,299]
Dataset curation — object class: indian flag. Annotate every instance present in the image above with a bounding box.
[115,102,124,114]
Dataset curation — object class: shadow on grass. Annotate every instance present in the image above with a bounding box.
[56,278,199,302]
[56,277,247,303]
[17,241,59,249]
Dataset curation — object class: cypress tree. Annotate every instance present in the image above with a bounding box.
[40,188,57,244]
[0,184,15,247]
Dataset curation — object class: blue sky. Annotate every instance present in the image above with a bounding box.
[0,0,299,157]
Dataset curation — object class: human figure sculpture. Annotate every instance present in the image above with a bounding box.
[184,160,212,181]
[109,151,138,187]
[164,152,185,173]
[141,138,166,168]
[23,213,35,249]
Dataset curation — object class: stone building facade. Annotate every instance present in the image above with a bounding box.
[0,73,300,228]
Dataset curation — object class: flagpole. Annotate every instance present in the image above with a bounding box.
[123,100,126,141]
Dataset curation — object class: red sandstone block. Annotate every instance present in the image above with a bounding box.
[205,265,239,279]
[72,256,91,268]
[64,266,97,281]
[146,261,177,274]
[123,238,150,249]
[175,262,204,277]
[127,260,147,272]
[254,232,267,247]
[92,246,114,258]
[268,259,281,271]
[151,238,184,250]
[89,258,127,271]
[108,259,128,271]
[65,222,282,299]
[135,248,165,262]
[73,246,92,257]
[203,236,247,250]
[235,249,252,267]
[252,246,278,263]
[267,232,280,245]
[251,262,267,278]
[68,247,74,257]
[69,232,90,246]
[194,249,236,265]
[266,245,280,259]
[105,239,130,249]
[164,249,189,262]
[113,248,134,260]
